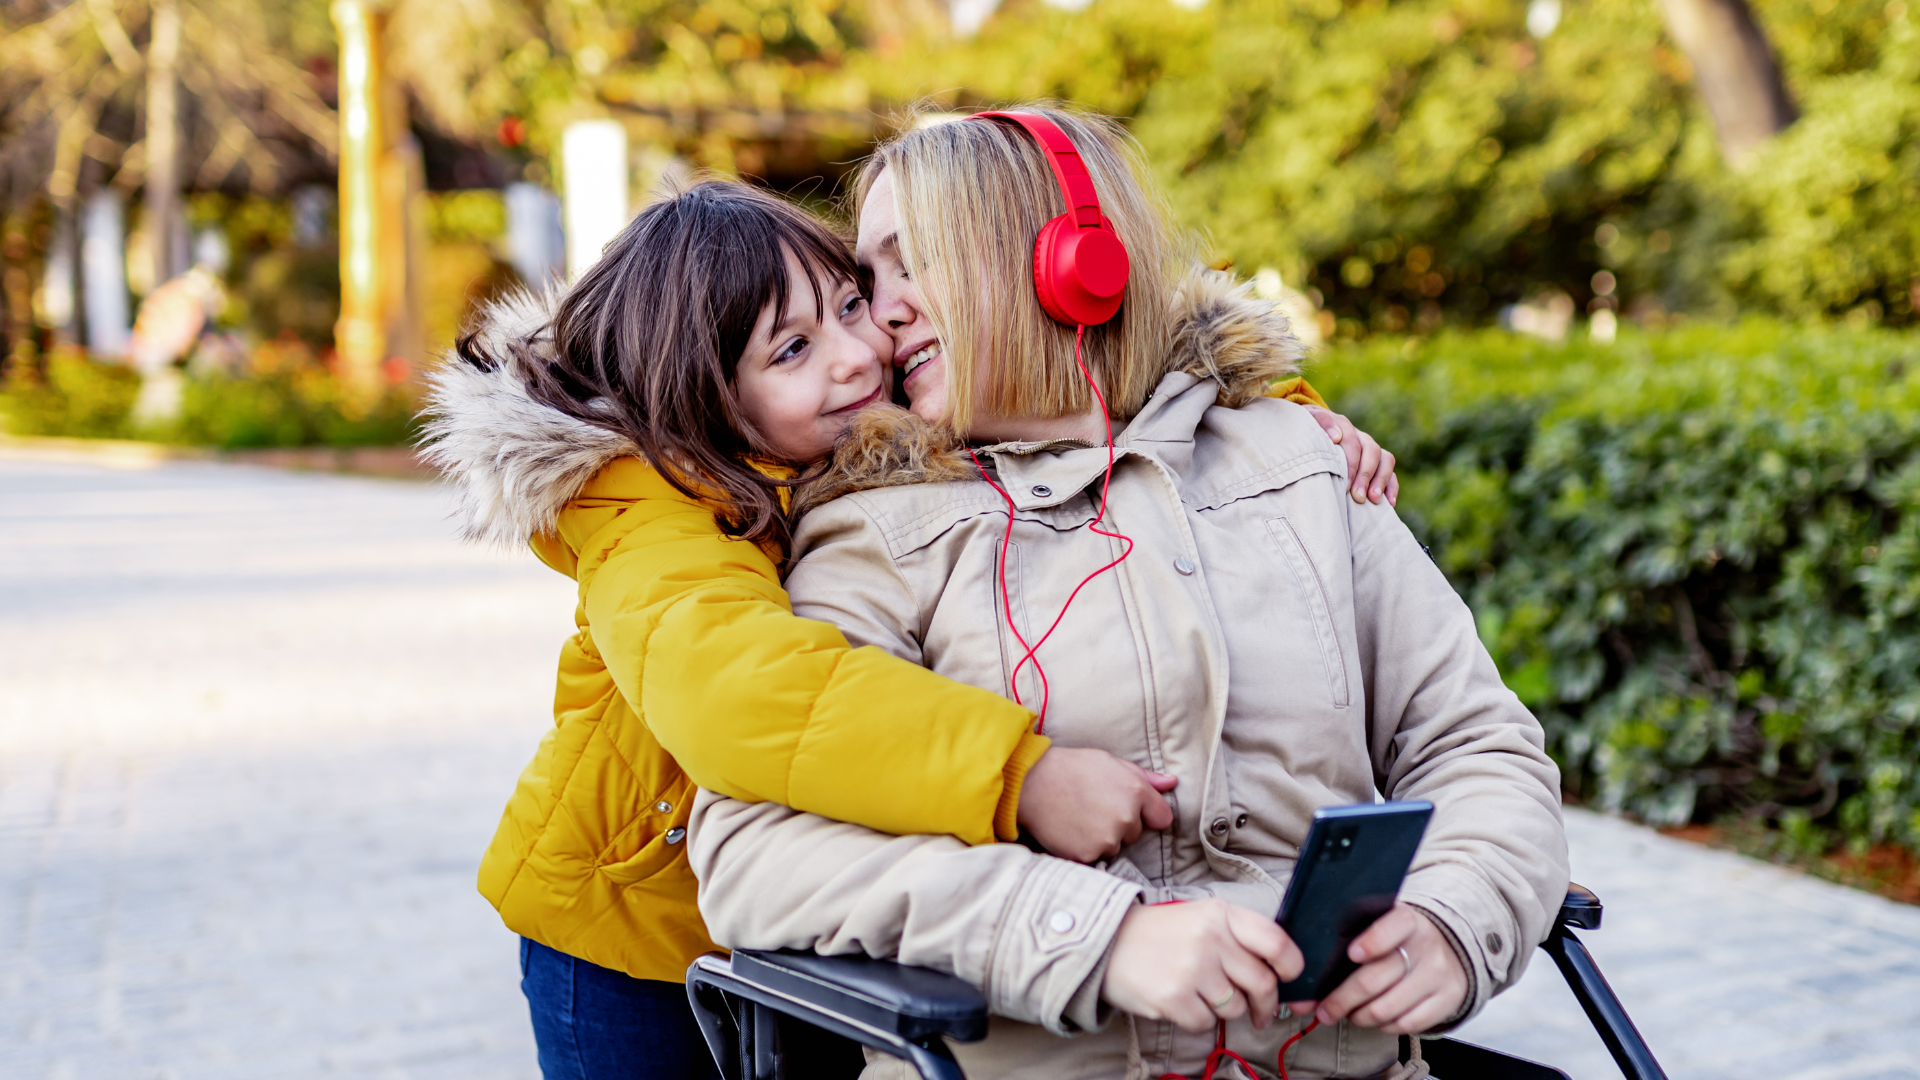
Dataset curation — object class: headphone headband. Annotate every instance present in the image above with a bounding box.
[968,111,1104,228]
[964,110,1131,326]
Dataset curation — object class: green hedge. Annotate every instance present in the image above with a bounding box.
[1307,322,1920,852]
[0,351,417,449]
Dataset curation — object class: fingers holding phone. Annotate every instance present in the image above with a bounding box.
[1100,899,1304,1033]
[1307,903,1467,1035]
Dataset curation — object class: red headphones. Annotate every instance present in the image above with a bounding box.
[966,111,1131,327]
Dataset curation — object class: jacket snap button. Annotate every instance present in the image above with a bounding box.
[1031,484,1052,498]
[1486,932,1504,954]
[1209,817,1229,835]
[1048,910,1075,933]
[665,827,686,845]
[1233,813,1249,829]
[655,801,673,814]
[1174,556,1196,576]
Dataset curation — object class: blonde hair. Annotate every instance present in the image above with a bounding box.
[855,105,1196,433]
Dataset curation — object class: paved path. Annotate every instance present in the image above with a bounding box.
[2,456,1918,1080]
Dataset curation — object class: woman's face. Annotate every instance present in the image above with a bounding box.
[856,169,949,425]
[733,249,893,463]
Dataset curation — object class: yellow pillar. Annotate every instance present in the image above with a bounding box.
[331,0,398,408]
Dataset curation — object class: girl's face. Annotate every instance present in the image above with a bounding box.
[733,250,893,463]
[856,169,949,425]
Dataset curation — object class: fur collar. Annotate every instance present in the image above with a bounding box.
[417,288,641,546]
[419,267,1304,544]
[793,267,1305,515]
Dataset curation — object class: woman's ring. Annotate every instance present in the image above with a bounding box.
[1208,989,1236,1012]
[1397,946,1413,981]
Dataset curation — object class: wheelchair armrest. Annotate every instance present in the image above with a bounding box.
[1558,883,1603,931]
[731,949,990,1044]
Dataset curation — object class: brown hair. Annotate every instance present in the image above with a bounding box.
[455,180,857,547]
[854,105,1196,433]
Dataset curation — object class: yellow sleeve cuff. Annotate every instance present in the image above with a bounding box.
[993,729,1052,842]
[1269,376,1329,410]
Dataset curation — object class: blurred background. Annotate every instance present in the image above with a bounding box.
[3,0,1919,1076]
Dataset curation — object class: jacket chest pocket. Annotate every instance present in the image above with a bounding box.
[1266,515,1350,708]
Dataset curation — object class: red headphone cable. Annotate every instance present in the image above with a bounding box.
[1155,1017,1321,1080]
[966,324,1134,734]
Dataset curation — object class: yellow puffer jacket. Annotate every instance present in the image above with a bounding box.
[421,291,1331,983]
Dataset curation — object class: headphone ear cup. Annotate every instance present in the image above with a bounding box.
[1033,215,1130,327]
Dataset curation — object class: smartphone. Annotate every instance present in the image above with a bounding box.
[1273,800,1433,1001]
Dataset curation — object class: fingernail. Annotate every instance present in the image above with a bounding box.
[1316,1008,1334,1026]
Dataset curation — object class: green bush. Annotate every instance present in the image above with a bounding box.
[1,348,416,449]
[0,350,140,438]
[173,369,418,449]
[1307,322,1920,851]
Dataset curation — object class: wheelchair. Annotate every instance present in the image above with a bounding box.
[686,884,1667,1080]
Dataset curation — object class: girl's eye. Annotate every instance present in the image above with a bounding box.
[773,336,808,364]
[840,293,867,319]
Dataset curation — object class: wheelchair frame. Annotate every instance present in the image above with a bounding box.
[686,884,1668,1080]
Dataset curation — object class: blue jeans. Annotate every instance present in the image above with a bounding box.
[518,938,864,1080]
[520,937,719,1080]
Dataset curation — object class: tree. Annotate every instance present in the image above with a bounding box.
[1655,0,1797,165]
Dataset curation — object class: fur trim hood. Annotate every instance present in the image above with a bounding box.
[419,267,1303,544]
[417,288,641,546]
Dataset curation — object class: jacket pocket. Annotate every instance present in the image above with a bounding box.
[595,775,694,886]
[1267,515,1350,708]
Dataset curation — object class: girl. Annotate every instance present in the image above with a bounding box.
[688,109,1567,1079]
[424,180,1397,1079]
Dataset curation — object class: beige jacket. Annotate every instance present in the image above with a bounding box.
[689,271,1568,1080]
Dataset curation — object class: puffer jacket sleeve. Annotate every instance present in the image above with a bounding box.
[1345,490,1569,1025]
[580,472,1048,847]
[688,495,1141,1033]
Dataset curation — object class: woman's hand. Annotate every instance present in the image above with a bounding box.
[1305,406,1398,507]
[1286,903,1467,1036]
[1017,746,1177,863]
[1101,899,1304,1033]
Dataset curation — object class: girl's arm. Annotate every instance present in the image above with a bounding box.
[579,478,1041,846]
[1271,377,1399,506]
[574,465,1166,851]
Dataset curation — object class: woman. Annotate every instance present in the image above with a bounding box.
[687,107,1568,1079]
[424,178,1399,1078]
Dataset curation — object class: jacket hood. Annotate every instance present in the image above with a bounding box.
[417,288,640,547]
[794,267,1306,515]
[420,266,1305,544]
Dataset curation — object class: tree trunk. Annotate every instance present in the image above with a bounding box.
[1655,0,1798,166]
[145,0,185,283]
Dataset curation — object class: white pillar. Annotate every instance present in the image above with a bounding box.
[40,213,76,340]
[505,182,565,288]
[562,120,629,282]
[81,190,130,358]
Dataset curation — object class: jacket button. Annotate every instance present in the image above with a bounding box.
[1031,484,1052,497]
[655,801,673,814]
[1209,817,1229,836]
[1174,556,1196,576]
[1048,910,1075,933]
[665,827,686,845]
[1486,932,1504,954]
[1233,813,1249,829]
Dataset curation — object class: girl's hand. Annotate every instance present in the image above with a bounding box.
[1101,899,1304,1033]
[1305,406,1399,507]
[1017,747,1177,863]
[1286,903,1467,1036]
